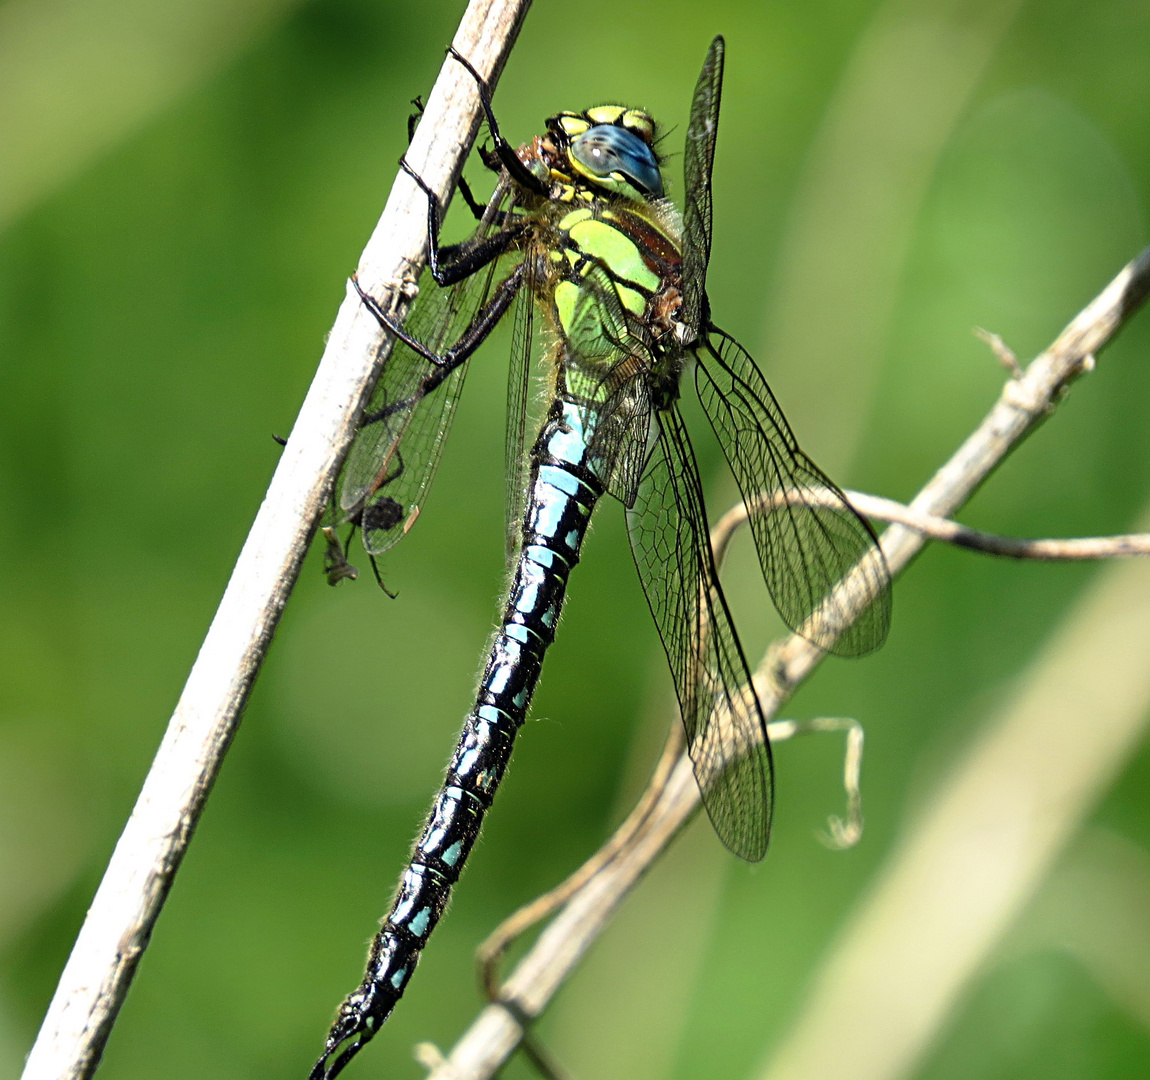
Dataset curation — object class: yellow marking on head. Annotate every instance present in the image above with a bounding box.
[556,113,590,138]
[626,111,655,142]
[555,107,657,148]
[585,105,627,126]
[584,106,656,145]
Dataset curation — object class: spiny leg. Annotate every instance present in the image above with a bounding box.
[407,94,488,220]
[401,47,541,285]
[446,47,549,197]
[398,159,526,286]
[352,259,525,412]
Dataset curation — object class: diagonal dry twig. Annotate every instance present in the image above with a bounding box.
[19,4,533,1079]
[473,484,1150,1025]
[421,246,1150,1080]
[713,490,1150,563]
[475,712,863,1003]
[835,493,1150,559]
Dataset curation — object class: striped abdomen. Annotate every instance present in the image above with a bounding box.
[314,399,603,1075]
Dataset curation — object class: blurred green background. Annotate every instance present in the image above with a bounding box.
[3,0,1150,1078]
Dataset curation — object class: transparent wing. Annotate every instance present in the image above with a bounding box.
[560,261,658,507]
[627,404,773,861]
[335,201,520,558]
[680,35,724,339]
[503,254,537,565]
[696,327,891,657]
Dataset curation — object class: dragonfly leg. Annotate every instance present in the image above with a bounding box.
[407,95,487,220]
[399,158,527,287]
[447,47,549,197]
[406,96,423,142]
[456,175,487,221]
[353,260,526,420]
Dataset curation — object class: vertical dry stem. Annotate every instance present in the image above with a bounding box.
[19,4,533,1078]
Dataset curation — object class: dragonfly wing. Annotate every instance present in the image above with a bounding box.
[627,403,773,861]
[560,261,657,507]
[337,232,515,558]
[680,35,724,340]
[588,369,651,508]
[695,327,892,656]
[504,253,538,565]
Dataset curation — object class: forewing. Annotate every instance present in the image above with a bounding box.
[587,370,651,508]
[626,404,773,861]
[680,35,724,339]
[696,327,891,656]
[561,261,656,506]
[336,220,516,557]
[503,254,537,565]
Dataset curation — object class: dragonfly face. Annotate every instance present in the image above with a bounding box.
[547,106,664,199]
[312,37,892,1080]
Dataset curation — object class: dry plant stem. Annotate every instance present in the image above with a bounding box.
[477,720,686,1001]
[713,491,1150,563]
[19,4,533,1079]
[767,717,866,849]
[424,246,1150,1080]
[841,493,1150,559]
[847,492,1150,558]
[974,326,1023,378]
[477,712,861,997]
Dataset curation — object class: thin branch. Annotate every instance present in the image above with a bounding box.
[476,721,686,1002]
[423,246,1150,1080]
[19,4,532,1079]
[768,717,866,849]
[475,712,863,1003]
[713,490,1150,563]
[974,325,1024,378]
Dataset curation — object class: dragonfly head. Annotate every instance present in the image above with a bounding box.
[548,106,664,201]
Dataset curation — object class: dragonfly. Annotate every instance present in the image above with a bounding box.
[310,36,891,1080]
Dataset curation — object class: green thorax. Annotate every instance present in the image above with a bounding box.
[511,105,687,410]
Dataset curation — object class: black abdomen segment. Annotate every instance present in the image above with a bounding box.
[311,400,603,1079]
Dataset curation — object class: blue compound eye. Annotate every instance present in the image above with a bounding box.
[570,124,664,198]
